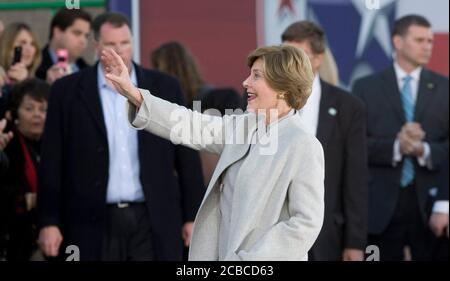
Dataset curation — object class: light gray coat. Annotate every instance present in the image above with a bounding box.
[128,89,325,261]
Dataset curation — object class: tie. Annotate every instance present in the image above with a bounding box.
[400,75,414,187]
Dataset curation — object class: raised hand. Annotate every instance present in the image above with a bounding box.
[46,64,67,84]
[7,62,28,82]
[0,119,13,150]
[100,48,142,107]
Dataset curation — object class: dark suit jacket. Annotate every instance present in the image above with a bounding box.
[0,134,40,260]
[309,80,368,260]
[436,159,449,203]
[35,45,89,81]
[37,63,205,261]
[0,151,8,177]
[353,66,449,235]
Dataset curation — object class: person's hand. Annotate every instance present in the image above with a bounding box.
[38,226,63,257]
[398,130,417,155]
[46,64,67,84]
[342,248,365,261]
[429,212,449,238]
[0,119,13,150]
[403,123,426,157]
[100,48,142,106]
[7,62,28,82]
[403,122,426,141]
[182,222,194,247]
[398,122,426,156]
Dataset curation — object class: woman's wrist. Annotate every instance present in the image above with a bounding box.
[129,87,143,107]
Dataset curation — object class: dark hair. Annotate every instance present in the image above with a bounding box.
[281,21,326,54]
[92,12,131,41]
[392,15,431,37]
[49,8,92,40]
[201,88,242,116]
[151,41,205,106]
[10,78,50,120]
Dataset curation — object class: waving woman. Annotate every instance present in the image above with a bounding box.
[101,45,324,261]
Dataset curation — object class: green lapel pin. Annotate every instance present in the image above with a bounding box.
[328,107,337,116]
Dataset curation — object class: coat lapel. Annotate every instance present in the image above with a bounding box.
[414,69,435,122]
[381,67,406,123]
[78,63,107,140]
[316,81,337,151]
[201,116,258,205]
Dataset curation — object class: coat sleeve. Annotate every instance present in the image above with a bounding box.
[37,79,65,228]
[0,151,8,177]
[426,77,449,171]
[236,136,325,261]
[353,80,397,167]
[127,89,234,155]
[342,99,368,250]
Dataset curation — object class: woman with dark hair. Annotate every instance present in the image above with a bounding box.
[151,41,212,108]
[0,78,49,260]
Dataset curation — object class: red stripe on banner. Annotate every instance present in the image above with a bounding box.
[139,0,257,92]
[428,33,449,77]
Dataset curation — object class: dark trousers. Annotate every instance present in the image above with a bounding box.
[101,202,153,261]
[369,185,433,261]
[6,212,37,261]
[431,236,449,261]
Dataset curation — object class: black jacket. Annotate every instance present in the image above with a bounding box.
[309,80,368,260]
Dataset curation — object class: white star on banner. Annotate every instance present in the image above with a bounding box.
[352,0,396,58]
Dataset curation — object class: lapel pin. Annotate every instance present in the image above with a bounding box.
[328,107,337,116]
[427,82,434,90]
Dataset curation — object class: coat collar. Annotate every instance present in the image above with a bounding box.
[78,61,150,142]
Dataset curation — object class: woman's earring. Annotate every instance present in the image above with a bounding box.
[278,93,285,99]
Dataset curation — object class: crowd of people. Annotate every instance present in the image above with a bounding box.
[0,8,448,261]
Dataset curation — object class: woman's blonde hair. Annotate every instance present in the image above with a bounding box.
[0,23,41,76]
[319,47,340,86]
[247,45,314,110]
